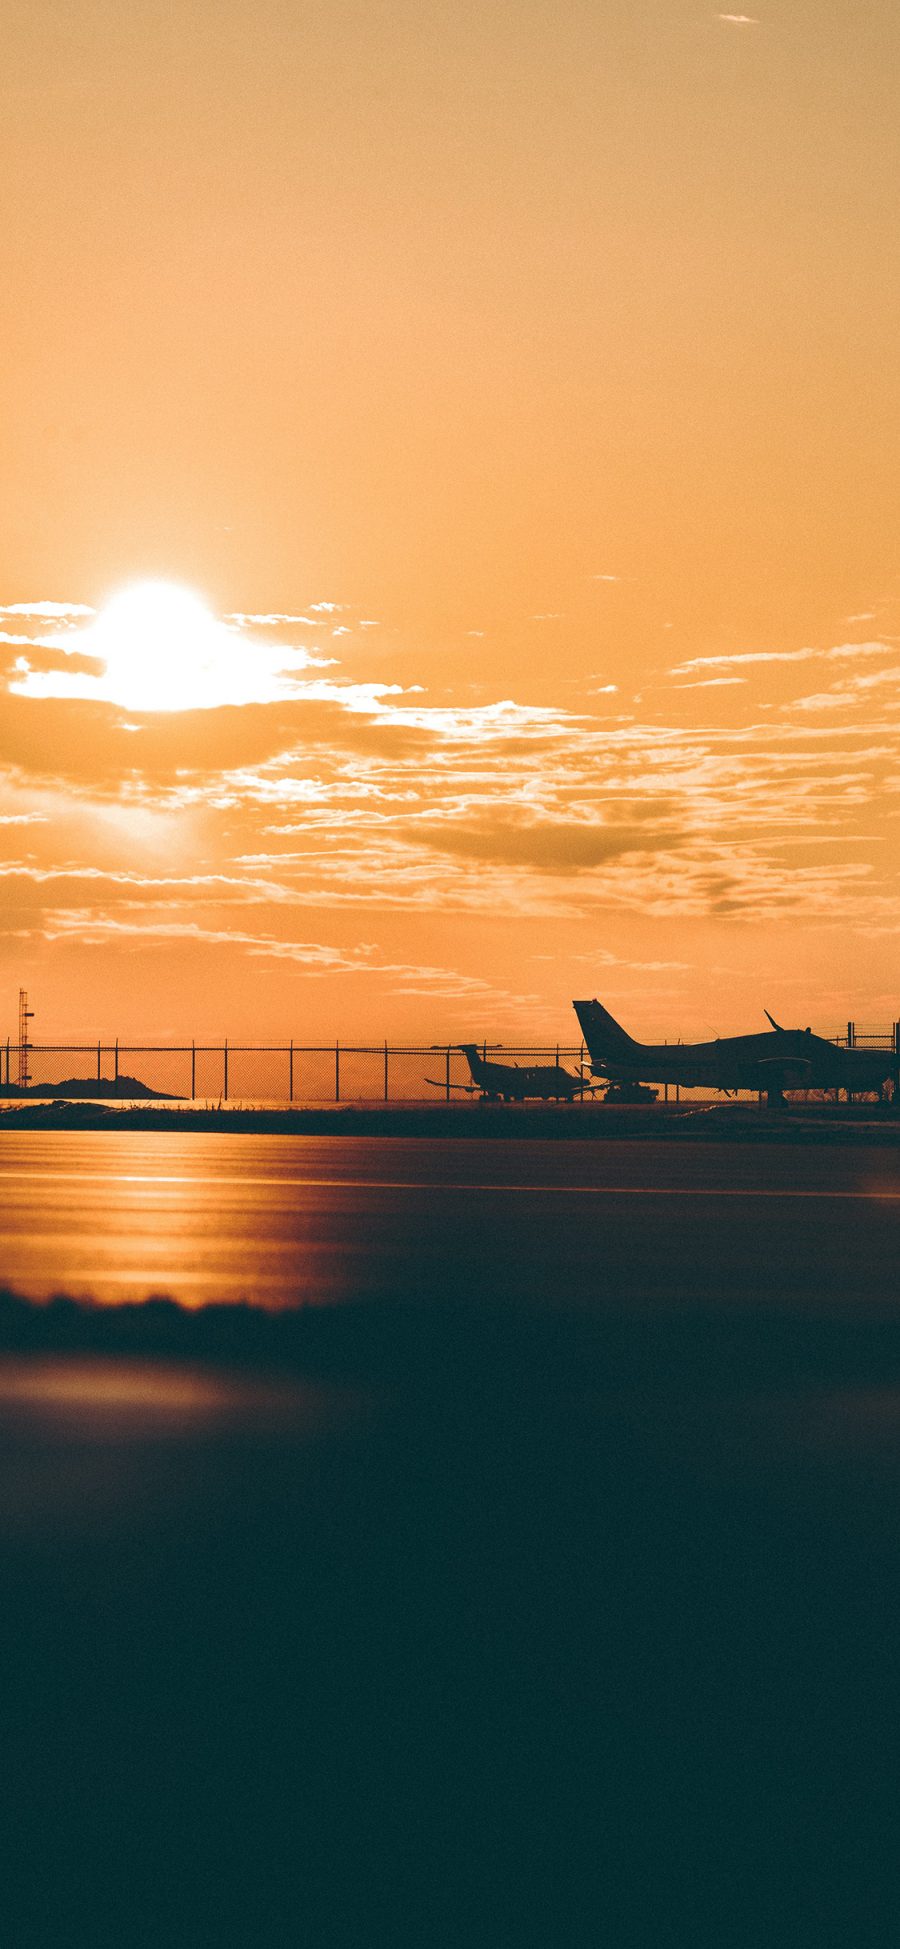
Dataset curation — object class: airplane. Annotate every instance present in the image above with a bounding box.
[426,1044,599,1103]
[573,999,895,1107]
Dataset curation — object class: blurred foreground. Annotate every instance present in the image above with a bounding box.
[2,1269,900,1944]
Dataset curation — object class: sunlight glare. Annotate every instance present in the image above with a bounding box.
[7,579,331,709]
[93,582,237,712]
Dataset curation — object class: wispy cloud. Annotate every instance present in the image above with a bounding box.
[0,601,94,619]
[666,677,747,689]
[670,641,892,677]
[15,901,541,1009]
[785,665,900,713]
[225,611,325,627]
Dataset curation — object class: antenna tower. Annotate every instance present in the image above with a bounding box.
[18,988,33,1089]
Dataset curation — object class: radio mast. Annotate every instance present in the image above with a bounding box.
[18,988,33,1089]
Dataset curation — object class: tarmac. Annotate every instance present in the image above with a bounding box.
[1,1095,899,1142]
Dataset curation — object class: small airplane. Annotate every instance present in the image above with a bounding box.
[426,1044,599,1103]
[573,999,895,1107]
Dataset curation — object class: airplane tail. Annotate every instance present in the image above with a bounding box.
[458,1043,486,1081]
[573,999,642,1061]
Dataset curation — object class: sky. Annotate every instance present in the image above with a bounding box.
[2,0,900,1045]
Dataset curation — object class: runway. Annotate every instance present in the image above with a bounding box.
[2,1128,900,1306]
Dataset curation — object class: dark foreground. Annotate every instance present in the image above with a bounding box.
[4,1095,900,1138]
[2,1140,900,1943]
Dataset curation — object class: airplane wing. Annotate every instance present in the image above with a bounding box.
[424,1077,481,1094]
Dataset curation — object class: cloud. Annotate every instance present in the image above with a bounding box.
[365,697,574,740]
[716,11,759,21]
[400,819,682,874]
[0,863,291,907]
[225,611,325,626]
[11,900,540,1008]
[30,911,382,965]
[667,677,747,689]
[3,597,900,945]
[671,642,891,677]
[0,602,94,619]
[785,665,900,714]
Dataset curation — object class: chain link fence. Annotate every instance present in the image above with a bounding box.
[1,1041,587,1104]
[1,1024,899,1104]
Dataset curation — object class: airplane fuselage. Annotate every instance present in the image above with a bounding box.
[462,1047,584,1100]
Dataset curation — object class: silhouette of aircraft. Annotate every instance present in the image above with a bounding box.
[426,1044,598,1102]
[573,999,894,1107]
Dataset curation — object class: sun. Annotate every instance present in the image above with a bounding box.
[90,581,232,712]
[8,577,322,709]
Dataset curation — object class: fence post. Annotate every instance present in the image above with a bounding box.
[4,1039,7,1086]
[114,1039,119,1094]
[445,1045,451,1101]
[191,1041,196,1098]
[289,1041,294,1102]
[223,1041,228,1102]
[335,1041,340,1102]
[97,1040,101,1082]
[384,1041,389,1102]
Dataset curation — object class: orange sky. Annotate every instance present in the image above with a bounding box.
[2,0,900,1045]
